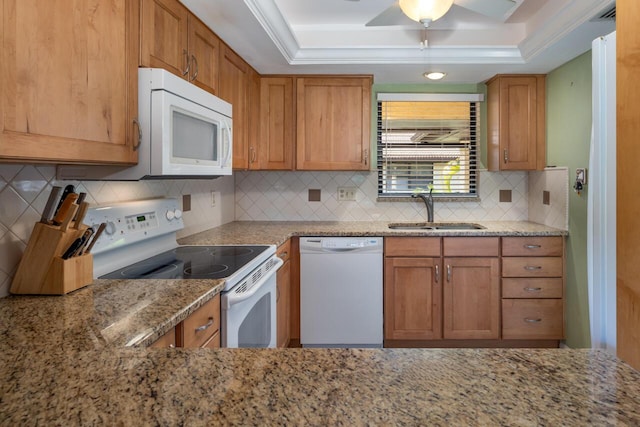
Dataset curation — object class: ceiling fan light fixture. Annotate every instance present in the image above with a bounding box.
[398,0,454,25]
[424,71,447,80]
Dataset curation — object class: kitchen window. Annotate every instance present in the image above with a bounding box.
[376,93,483,199]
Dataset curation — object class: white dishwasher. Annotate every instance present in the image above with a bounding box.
[299,236,383,348]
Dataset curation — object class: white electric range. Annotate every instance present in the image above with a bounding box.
[86,198,281,348]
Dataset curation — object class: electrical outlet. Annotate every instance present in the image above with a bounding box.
[211,191,217,207]
[337,187,357,201]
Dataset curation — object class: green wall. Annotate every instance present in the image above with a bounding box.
[546,51,592,348]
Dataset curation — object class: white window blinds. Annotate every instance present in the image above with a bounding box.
[377,94,481,198]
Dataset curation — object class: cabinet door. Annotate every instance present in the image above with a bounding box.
[296,77,372,170]
[1,0,139,164]
[187,15,219,95]
[219,45,250,169]
[140,0,189,78]
[384,257,442,340]
[443,257,500,339]
[259,77,295,170]
[487,75,545,171]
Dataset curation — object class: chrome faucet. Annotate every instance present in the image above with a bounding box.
[412,189,434,222]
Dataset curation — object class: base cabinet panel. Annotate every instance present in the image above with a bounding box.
[384,257,442,340]
[443,257,500,340]
[502,299,564,339]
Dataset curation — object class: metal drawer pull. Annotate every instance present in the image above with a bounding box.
[435,264,440,283]
[446,265,451,282]
[278,251,288,259]
[524,287,542,292]
[524,318,542,323]
[524,244,541,249]
[195,317,214,332]
[524,266,542,271]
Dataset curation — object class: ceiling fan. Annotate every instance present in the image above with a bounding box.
[367,0,517,27]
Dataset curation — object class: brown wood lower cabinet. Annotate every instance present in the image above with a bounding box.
[443,257,500,339]
[384,236,564,348]
[277,240,291,348]
[384,256,442,340]
[501,236,565,342]
[149,294,221,349]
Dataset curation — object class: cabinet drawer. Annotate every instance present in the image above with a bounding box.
[277,239,291,263]
[182,294,220,348]
[502,257,563,277]
[502,237,563,257]
[502,299,563,339]
[385,237,441,257]
[202,330,220,349]
[502,278,563,298]
[149,327,176,348]
[443,237,499,257]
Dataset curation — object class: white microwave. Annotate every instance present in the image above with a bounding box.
[58,68,232,180]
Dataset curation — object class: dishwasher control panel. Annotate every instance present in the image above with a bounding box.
[299,237,383,253]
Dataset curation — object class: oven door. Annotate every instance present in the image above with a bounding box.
[221,257,282,348]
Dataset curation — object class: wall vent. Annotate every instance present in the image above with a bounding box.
[592,4,616,21]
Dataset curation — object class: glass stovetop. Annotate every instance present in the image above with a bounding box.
[99,245,270,280]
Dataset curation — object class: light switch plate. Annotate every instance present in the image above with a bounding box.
[338,187,356,201]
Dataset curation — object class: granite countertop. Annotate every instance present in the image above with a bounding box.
[4,221,638,425]
[1,278,225,350]
[178,220,568,247]
[1,347,639,425]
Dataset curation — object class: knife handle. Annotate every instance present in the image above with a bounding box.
[54,184,75,216]
[40,186,62,224]
[52,193,79,226]
[73,202,90,229]
[84,222,106,254]
[60,204,79,232]
[72,193,87,221]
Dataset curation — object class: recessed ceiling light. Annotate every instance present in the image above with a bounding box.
[424,71,446,80]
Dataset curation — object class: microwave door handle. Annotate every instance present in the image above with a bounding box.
[222,119,233,167]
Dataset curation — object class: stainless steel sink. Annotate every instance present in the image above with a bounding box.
[388,222,485,231]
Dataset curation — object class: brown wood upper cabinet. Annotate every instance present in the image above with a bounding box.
[257,77,295,170]
[486,75,546,171]
[140,0,220,94]
[1,0,139,164]
[219,45,251,170]
[296,77,372,171]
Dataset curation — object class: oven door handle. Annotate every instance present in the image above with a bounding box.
[223,257,283,309]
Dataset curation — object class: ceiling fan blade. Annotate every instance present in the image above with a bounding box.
[454,0,517,19]
[366,1,414,27]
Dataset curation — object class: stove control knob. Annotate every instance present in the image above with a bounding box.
[104,221,117,236]
[166,210,175,221]
[174,209,183,219]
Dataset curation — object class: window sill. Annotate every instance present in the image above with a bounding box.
[376,196,481,203]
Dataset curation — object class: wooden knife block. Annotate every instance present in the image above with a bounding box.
[10,222,93,295]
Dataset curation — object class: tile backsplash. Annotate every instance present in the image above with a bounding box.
[528,167,569,230]
[0,164,569,298]
[0,164,234,297]
[235,170,530,222]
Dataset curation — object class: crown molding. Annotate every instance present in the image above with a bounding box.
[243,0,299,63]
[518,0,614,61]
[245,0,610,67]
